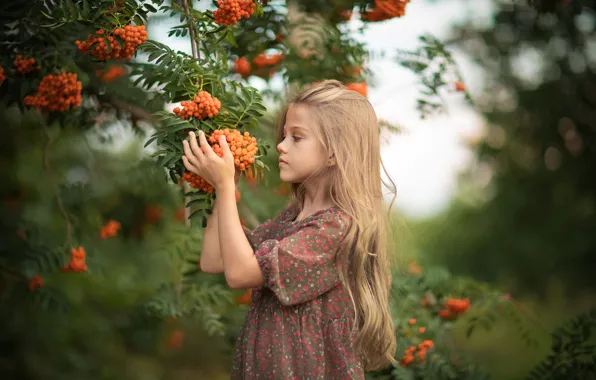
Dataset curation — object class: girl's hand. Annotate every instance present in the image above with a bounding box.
[182,131,235,190]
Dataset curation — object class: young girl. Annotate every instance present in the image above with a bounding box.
[182,80,397,379]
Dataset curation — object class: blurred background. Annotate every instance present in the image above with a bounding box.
[1,0,595,379]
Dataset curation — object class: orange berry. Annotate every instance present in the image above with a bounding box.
[61,246,88,273]
[173,91,221,121]
[213,0,256,26]
[166,329,185,349]
[454,81,466,92]
[14,55,39,75]
[0,66,5,87]
[100,220,121,239]
[408,318,416,325]
[345,82,367,97]
[76,24,148,61]
[29,274,43,291]
[24,73,82,113]
[235,288,252,305]
[234,57,251,77]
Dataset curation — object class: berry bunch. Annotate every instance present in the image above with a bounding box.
[400,340,434,367]
[96,65,126,82]
[181,129,258,193]
[62,246,88,273]
[14,55,39,75]
[361,0,411,22]
[0,66,5,87]
[346,82,368,97]
[100,220,121,239]
[234,57,251,78]
[181,172,214,193]
[75,25,148,61]
[29,274,43,291]
[209,129,258,171]
[24,72,83,113]
[173,91,222,120]
[213,0,256,26]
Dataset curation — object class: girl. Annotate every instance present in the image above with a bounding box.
[182,80,397,379]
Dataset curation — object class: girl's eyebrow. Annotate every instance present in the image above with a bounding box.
[283,125,309,133]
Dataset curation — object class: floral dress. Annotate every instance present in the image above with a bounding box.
[231,204,365,380]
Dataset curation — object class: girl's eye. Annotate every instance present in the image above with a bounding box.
[292,136,301,141]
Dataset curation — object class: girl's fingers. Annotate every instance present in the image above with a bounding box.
[219,135,233,160]
[188,132,205,162]
[182,156,198,173]
[182,140,201,168]
[198,130,216,158]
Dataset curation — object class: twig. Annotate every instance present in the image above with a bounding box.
[42,123,72,247]
[101,97,156,124]
[182,0,201,60]
[181,0,201,229]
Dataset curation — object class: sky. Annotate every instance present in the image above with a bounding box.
[147,0,496,219]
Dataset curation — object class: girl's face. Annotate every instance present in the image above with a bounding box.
[277,104,328,184]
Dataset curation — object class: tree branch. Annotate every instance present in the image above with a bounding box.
[101,97,156,124]
[182,0,201,60]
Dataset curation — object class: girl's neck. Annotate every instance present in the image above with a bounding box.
[295,183,336,221]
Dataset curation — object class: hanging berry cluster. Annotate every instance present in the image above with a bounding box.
[361,0,411,22]
[401,340,434,367]
[61,246,88,273]
[181,172,215,193]
[24,72,83,113]
[173,91,222,120]
[100,220,121,239]
[234,53,285,79]
[75,25,148,61]
[438,298,470,320]
[213,0,256,26]
[96,65,126,82]
[182,129,259,192]
[14,55,39,75]
[209,129,258,171]
[0,66,5,87]
[346,82,368,97]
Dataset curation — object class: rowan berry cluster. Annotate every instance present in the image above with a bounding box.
[24,72,83,113]
[96,65,126,82]
[75,25,148,61]
[401,340,434,367]
[209,129,258,171]
[100,220,121,239]
[345,82,368,97]
[61,246,88,273]
[173,91,222,120]
[14,55,39,75]
[181,172,214,193]
[213,0,256,26]
[362,0,411,22]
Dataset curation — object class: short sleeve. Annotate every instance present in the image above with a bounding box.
[254,211,347,306]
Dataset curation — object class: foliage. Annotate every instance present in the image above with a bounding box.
[397,34,472,119]
[526,308,596,380]
[366,261,538,380]
[2,0,573,378]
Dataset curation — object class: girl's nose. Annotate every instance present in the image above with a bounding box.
[277,141,286,154]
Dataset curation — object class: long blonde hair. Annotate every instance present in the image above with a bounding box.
[276,80,398,371]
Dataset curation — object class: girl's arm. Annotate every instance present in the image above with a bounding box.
[199,199,224,273]
[199,171,240,273]
[216,181,264,289]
